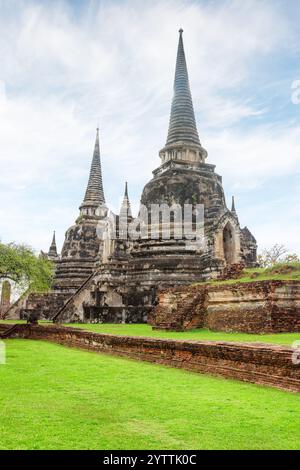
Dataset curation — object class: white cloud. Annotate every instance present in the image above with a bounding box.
[0,0,298,254]
[206,124,300,189]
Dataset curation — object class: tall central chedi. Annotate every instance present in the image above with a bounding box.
[140,29,256,274]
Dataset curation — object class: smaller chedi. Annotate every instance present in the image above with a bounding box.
[0,280,11,318]
[53,128,108,294]
[13,30,257,324]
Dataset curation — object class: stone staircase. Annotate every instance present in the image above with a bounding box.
[0,323,20,339]
[149,285,207,331]
[52,271,97,323]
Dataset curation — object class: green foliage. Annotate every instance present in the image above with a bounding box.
[1,339,300,450]
[0,242,54,292]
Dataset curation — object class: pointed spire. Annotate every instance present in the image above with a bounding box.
[124,181,129,199]
[119,181,132,220]
[82,128,105,207]
[166,29,200,147]
[48,231,58,258]
[231,196,236,214]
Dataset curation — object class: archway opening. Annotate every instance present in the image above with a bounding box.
[223,222,236,265]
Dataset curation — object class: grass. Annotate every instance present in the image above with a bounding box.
[1,320,300,347]
[0,320,27,324]
[0,339,300,450]
[206,262,300,286]
[67,323,300,347]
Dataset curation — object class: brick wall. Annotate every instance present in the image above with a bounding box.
[151,280,300,333]
[2,324,299,393]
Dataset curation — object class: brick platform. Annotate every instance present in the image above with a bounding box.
[1,324,299,393]
[150,280,300,333]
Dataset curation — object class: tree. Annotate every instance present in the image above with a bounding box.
[258,244,287,268]
[258,244,300,268]
[283,253,300,264]
[0,242,54,292]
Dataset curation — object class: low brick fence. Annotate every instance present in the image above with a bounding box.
[1,323,300,392]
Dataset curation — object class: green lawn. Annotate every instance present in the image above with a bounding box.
[1,319,300,346]
[0,339,300,450]
[67,323,300,347]
[0,320,27,324]
[204,262,300,285]
[1,320,300,347]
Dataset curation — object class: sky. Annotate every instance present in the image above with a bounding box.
[0,0,300,255]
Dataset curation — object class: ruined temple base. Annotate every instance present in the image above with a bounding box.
[149,280,300,333]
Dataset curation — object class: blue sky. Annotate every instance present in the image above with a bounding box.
[0,0,300,254]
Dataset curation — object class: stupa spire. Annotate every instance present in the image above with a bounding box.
[119,181,132,220]
[231,196,236,214]
[82,128,105,207]
[165,29,200,147]
[48,231,58,258]
[157,30,207,172]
